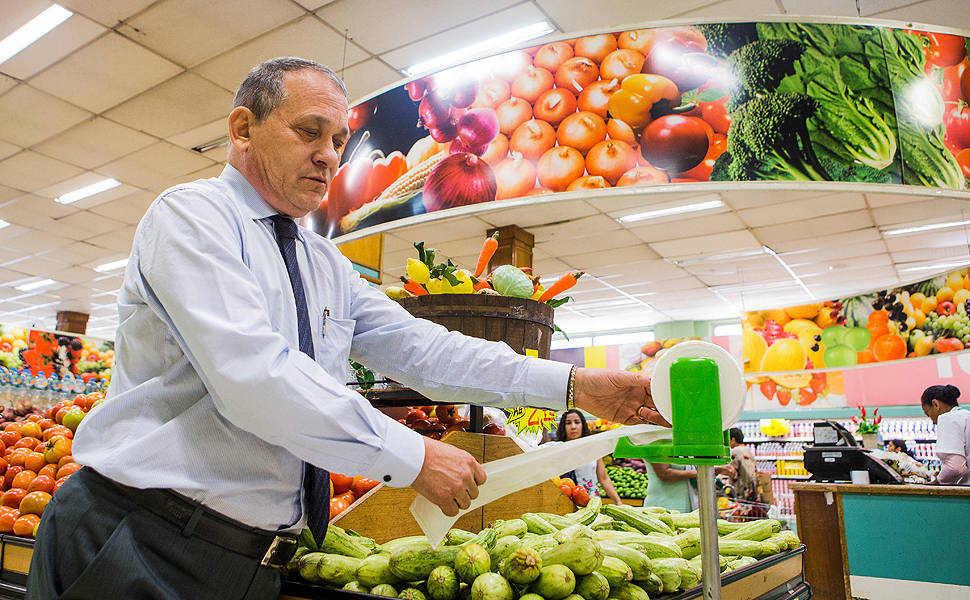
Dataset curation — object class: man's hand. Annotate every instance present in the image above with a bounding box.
[411,437,487,517]
[573,368,669,426]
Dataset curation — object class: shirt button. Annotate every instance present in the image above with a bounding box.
[383,475,392,482]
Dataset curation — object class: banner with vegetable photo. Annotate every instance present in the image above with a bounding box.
[0,324,113,381]
[310,22,969,240]
[742,267,970,408]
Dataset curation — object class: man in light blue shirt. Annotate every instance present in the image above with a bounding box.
[27,57,664,599]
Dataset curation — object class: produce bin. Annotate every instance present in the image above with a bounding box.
[280,545,810,600]
[0,534,34,600]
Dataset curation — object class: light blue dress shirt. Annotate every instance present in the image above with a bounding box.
[72,165,572,531]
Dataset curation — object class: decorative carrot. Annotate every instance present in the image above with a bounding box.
[538,271,584,303]
[473,279,492,292]
[473,232,500,278]
[400,276,428,296]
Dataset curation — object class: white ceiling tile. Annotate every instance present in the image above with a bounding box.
[785,241,889,269]
[342,59,402,104]
[3,193,80,220]
[0,0,52,37]
[148,162,225,194]
[628,212,746,243]
[33,172,135,203]
[29,32,183,113]
[88,191,156,225]
[381,4,551,71]
[84,226,137,253]
[769,227,882,253]
[738,194,867,228]
[395,215,494,245]
[166,118,227,149]
[33,117,157,170]
[533,215,623,243]
[868,0,970,29]
[119,0,304,68]
[54,283,97,301]
[722,188,834,210]
[560,244,659,271]
[650,230,761,259]
[755,210,874,246]
[0,84,92,148]
[891,246,970,265]
[781,0,859,17]
[56,0,157,27]
[0,140,20,161]
[89,273,124,290]
[670,0,783,18]
[0,151,84,193]
[318,0,519,56]
[864,192,922,208]
[4,234,72,260]
[96,142,215,189]
[0,14,106,80]
[0,75,15,96]
[536,229,641,257]
[48,266,101,285]
[104,72,234,138]
[295,0,336,8]
[194,16,369,92]
[0,223,29,242]
[60,241,119,264]
[53,211,127,237]
[885,229,970,252]
[534,0,713,33]
[484,199,599,228]
[870,199,970,228]
[0,267,30,285]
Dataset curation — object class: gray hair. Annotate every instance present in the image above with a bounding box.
[233,57,348,122]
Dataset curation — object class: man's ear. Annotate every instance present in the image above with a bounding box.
[228,106,255,152]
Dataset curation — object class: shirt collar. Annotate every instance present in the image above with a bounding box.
[219,164,284,221]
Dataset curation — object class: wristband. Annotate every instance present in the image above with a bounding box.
[566,365,576,409]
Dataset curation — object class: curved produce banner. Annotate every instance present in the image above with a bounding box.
[308,22,970,239]
[742,267,970,408]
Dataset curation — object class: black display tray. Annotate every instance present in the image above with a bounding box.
[281,546,809,600]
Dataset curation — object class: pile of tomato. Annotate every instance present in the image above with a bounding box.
[554,476,592,507]
[0,392,102,537]
[920,31,970,179]
[328,473,381,520]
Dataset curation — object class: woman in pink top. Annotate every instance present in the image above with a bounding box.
[921,385,970,485]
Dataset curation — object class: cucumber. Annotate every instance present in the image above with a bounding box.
[520,534,559,552]
[500,547,542,584]
[601,505,674,536]
[371,583,400,597]
[427,565,460,600]
[342,581,368,593]
[382,536,430,553]
[489,536,522,567]
[537,512,577,530]
[598,542,653,580]
[445,529,478,545]
[357,553,402,587]
[613,522,640,533]
[672,528,701,559]
[717,539,768,558]
[455,543,490,584]
[651,558,683,593]
[639,572,663,596]
[321,524,372,559]
[609,582,650,600]
[298,552,361,586]
[717,519,746,535]
[574,571,610,600]
[493,519,528,539]
[589,514,615,530]
[595,556,633,589]
[464,528,498,551]
[530,564,576,600]
[469,572,513,600]
[399,587,427,600]
[617,537,683,559]
[389,540,462,581]
[282,546,310,577]
[539,538,603,576]
[687,554,728,573]
[727,556,759,571]
[640,506,669,514]
[554,523,595,544]
[721,519,781,542]
[523,513,558,535]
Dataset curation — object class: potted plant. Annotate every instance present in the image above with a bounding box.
[852,405,882,449]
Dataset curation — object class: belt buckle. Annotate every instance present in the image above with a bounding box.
[261,536,298,568]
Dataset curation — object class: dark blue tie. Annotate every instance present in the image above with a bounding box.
[270,215,330,542]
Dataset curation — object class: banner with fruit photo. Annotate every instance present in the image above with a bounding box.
[743,267,970,409]
[308,22,969,240]
[0,324,113,382]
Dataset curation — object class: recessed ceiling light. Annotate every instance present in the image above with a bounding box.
[94,258,129,272]
[15,279,56,292]
[402,21,555,77]
[55,178,121,204]
[0,4,73,65]
[899,260,970,273]
[617,198,724,224]
[883,218,970,236]
[0,219,10,230]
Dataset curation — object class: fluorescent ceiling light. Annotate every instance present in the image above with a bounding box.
[899,260,970,273]
[55,178,121,204]
[94,258,129,272]
[0,219,10,230]
[713,323,742,336]
[672,247,767,266]
[403,21,555,77]
[15,279,56,292]
[0,5,73,65]
[883,218,970,236]
[763,245,817,300]
[618,198,724,224]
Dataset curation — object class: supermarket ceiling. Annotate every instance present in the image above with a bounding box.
[0,0,969,338]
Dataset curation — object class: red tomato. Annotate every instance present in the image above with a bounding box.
[957,148,970,178]
[798,388,818,406]
[926,32,967,69]
[329,497,350,520]
[55,463,81,480]
[1,488,26,509]
[759,380,777,400]
[942,60,969,102]
[963,66,970,106]
[944,101,970,151]
[0,342,10,352]
[698,81,732,134]
[347,100,375,131]
[640,115,712,172]
[571,486,590,507]
[352,477,380,498]
[43,437,71,465]
[559,483,573,496]
[52,476,69,494]
[26,475,53,495]
[330,473,354,495]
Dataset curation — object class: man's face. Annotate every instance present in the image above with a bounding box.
[245,70,349,217]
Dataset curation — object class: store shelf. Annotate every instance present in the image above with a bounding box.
[758,456,805,460]
[747,438,812,443]
[772,475,813,480]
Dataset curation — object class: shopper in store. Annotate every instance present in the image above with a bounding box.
[920,385,970,485]
[887,438,917,459]
[557,409,623,505]
[644,456,736,512]
[728,427,758,500]
[26,57,669,600]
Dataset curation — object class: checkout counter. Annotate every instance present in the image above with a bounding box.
[792,421,970,600]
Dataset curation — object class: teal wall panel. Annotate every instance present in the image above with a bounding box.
[842,493,970,586]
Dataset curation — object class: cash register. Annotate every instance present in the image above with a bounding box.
[803,420,902,483]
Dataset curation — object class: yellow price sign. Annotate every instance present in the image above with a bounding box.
[507,407,558,436]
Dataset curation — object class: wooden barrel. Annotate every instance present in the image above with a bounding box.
[397,294,555,359]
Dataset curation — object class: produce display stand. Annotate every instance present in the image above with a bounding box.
[279,546,811,600]
[330,430,574,543]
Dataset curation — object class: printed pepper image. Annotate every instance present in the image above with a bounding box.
[606,74,680,129]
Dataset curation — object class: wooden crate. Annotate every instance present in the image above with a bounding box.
[331,431,573,542]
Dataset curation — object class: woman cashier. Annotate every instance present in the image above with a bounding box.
[920,385,970,485]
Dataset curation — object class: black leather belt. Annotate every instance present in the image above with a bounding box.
[92,470,298,568]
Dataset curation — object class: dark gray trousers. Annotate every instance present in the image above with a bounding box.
[26,468,281,600]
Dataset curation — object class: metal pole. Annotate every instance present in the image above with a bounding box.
[696,464,722,600]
